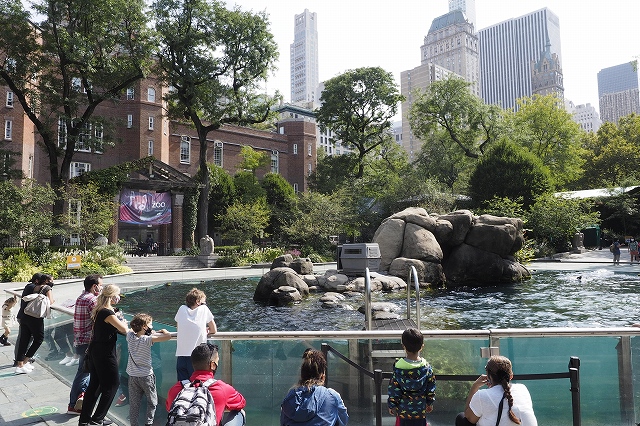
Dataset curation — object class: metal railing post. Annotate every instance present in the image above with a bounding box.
[365,267,372,331]
[374,369,383,426]
[569,356,581,426]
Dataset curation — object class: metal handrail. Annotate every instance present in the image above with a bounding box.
[406,265,420,329]
[322,342,582,426]
[364,267,372,330]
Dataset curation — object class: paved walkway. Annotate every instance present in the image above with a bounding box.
[0,251,627,425]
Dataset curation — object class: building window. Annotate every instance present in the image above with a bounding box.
[72,77,82,92]
[6,91,13,108]
[307,145,311,156]
[308,163,312,175]
[127,114,133,128]
[68,199,81,226]
[58,117,67,147]
[70,161,91,177]
[147,87,156,102]
[148,116,154,130]
[180,136,191,164]
[213,141,223,166]
[148,140,154,156]
[76,122,91,152]
[126,87,134,100]
[271,150,279,173]
[293,183,299,193]
[4,120,11,140]
[293,143,298,155]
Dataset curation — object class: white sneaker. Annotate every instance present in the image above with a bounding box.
[15,366,31,374]
[59,355,74,365]
[66,358,79,366]
[23,363,34,371]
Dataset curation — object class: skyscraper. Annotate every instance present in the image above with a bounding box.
[478,8,562,110]
[448,0,476,29]
[290,9,319,105]
[597,61,640,124]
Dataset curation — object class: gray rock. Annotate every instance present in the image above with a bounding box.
[268,286,302,306]
[317,271,349,291]
[253,267,309,302]
[290,257,314,275]
[401,223,443,263]
[372,218,406,272]
[465,223,518,257]
[271,254,294,269]
[358,301,398,314]
[437,210,473,246]
[373,311,401,320]
[433,219,454,246]
[389,258,445,287]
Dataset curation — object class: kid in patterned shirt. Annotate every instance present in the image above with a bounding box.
[387,328,436,426]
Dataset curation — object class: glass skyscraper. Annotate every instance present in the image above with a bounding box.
[290,9,319,105]
[597,61,640,123]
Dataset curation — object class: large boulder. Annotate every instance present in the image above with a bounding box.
[290,257,314,275]
[389,258,446,287]
[372,218,406,272]
[401,223,443,263]
[347,273,407,292]
[465,223,518,257]
[268,286,302,306]
[253,267,309,302]
[437,210,474,247]
[317,271,350,291]
[271,254,294,269]
[443,243,530,286]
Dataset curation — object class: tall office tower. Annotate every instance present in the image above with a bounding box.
[290,9,319,105]
[597,61,640,124]
[478,8,562,110]
[400,63,461,159]
[531,40,564,100]
[568,102,602,133]
[448,0,476,29]
[421,10,480,97]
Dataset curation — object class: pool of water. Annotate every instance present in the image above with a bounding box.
[117,268,640,331]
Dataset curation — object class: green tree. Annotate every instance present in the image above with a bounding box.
[153,0,279,240]
[219,199,270,245]
[0,180,56,248]
[468,139,552,208]
[526,194,600,251]
[308,150,359,194]
[233,171,266,204]
[261,173,296,241]
[315,67,404,179]
[207,165,235,235]
[63,182,118,250]
[0,0,154,218]
[510,94,585,188]
[410,76,503,160]
[237,145,270,174]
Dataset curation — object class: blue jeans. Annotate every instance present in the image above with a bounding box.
[68,344,89,406]
[176,356,194,382]
[221,410,245,426]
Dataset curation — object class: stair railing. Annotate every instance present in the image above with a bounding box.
[406,265,420,330]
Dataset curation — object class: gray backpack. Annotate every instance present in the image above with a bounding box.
[166,378,217,426]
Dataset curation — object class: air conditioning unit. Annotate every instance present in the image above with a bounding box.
[338,243,381,275]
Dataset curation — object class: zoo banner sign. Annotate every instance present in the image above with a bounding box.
[119,190,172,225]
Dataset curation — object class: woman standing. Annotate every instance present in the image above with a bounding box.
[456,355,537,426]
[15,273,54,374]
[79,284,128,426]
[281,348,349,426]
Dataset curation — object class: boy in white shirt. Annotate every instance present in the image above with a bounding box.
[174,288,217,381]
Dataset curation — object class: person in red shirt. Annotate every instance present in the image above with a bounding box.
[166,343,246,426]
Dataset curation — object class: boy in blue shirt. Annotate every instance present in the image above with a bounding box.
[388,328,436,426]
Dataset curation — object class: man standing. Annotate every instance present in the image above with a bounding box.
[66,274,102,415]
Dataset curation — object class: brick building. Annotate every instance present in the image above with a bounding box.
[2,76,317,251]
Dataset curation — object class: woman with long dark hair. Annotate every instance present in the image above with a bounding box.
[281,348,349,426]
[456,355,537,426]
[15,273,54,374]
[79,284,128,426]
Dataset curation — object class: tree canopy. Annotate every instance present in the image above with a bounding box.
[153,0,279,239]
[315,67,403,179]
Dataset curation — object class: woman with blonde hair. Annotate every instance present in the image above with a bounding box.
[456,355,537,426]
[79,284,128,426]
[281,348,349,426]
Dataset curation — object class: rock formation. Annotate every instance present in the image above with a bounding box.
[373,208,530,287]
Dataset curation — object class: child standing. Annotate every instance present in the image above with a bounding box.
[388,328,436,426]
[126,313,172,426]
[1,296,17,346]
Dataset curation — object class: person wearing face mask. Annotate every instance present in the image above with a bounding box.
[67,274,103,415]
[79,284,129,426]
[125,313,171,426]
[174,287,217,381]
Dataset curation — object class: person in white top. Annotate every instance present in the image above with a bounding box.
[456,355,538,426]
[174,287,217,381]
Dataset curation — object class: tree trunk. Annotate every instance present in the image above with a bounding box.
[197,129,210,241]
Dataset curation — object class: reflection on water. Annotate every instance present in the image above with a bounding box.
[118,269,640,331]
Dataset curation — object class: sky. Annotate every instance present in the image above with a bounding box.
[224,0,640,112]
